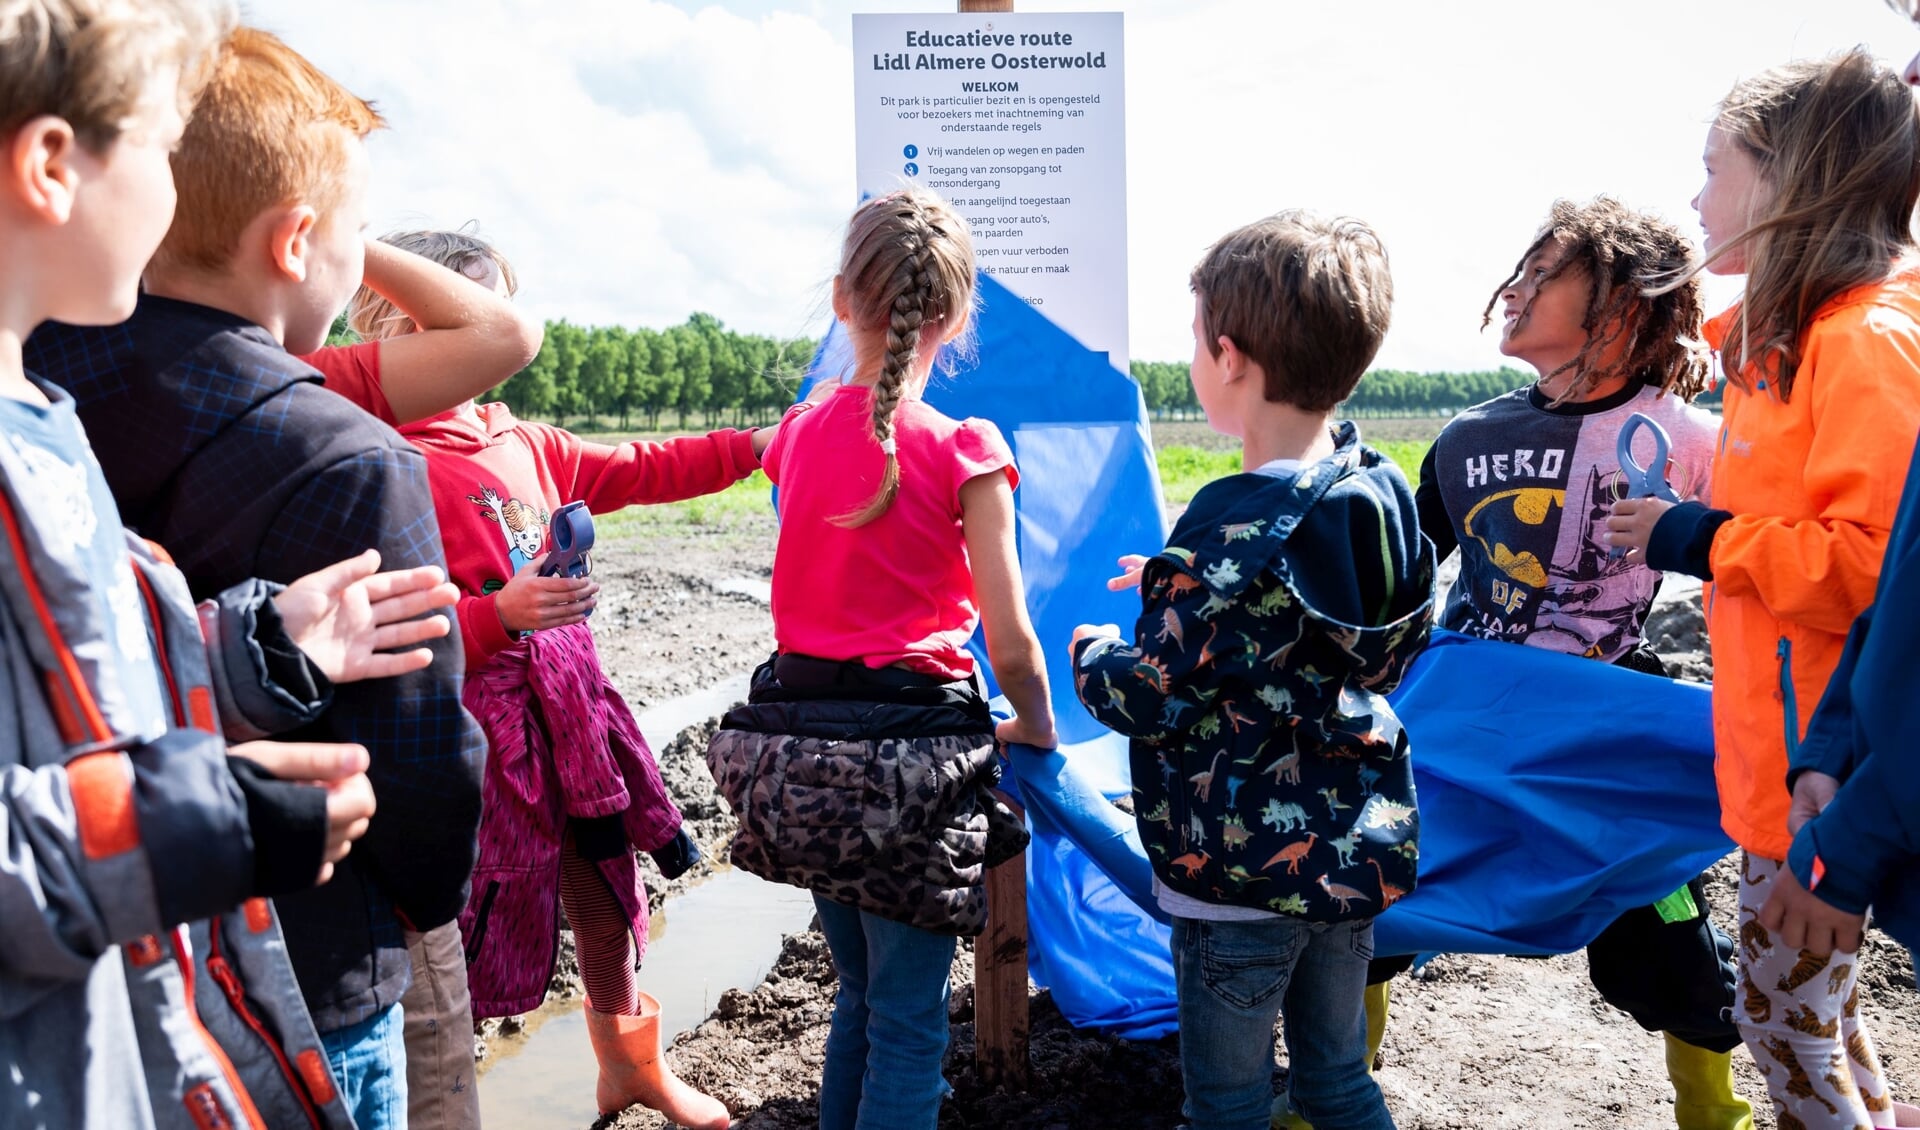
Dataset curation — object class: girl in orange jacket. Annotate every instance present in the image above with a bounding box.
[1609,51,1920,1130]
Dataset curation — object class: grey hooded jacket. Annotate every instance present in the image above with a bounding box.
[0,393,355,1130]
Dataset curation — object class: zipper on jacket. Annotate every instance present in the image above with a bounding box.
[205,919,326,1130]
[134,566,188,727]
[1777,636,1800,758]
[0,490,113,744]
[169,928,269,1130]
[463,879,502,964]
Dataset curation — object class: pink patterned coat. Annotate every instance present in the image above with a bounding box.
[457,622,682,1018]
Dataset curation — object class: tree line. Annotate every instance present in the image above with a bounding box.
[329,315,1716,431]
[1132,361,1721,418]
[488,314,817,430]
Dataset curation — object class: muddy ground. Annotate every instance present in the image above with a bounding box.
[478,449,1919,1130]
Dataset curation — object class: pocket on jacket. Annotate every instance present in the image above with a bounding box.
[457,867,556,1014]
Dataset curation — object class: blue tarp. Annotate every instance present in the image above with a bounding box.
[799,272,1167,746]
[999,632,1730,1039]
[1372,631,1732,958]
[799,276,1731,1041]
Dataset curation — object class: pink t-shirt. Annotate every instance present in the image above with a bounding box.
[763,385,1016,679]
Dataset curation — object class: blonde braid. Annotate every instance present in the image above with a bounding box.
[837,205,941,528]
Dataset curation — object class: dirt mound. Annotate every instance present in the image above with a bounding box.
[606,932,1188,1130]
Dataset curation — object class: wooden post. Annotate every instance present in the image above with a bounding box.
[975,788,1030,1090]
[959,0,1028,1092]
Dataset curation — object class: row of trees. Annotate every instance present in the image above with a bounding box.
[485,314,816,430]
[1131,361,1538,418]
[1132,361,1722,417]
[328,312,1717,430]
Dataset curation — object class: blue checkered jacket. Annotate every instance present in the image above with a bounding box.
[27,296,487,1032]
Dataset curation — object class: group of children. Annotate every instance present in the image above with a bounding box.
[4,3,1920,1130]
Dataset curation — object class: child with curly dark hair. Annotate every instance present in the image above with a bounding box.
[1282,197,1749,1130]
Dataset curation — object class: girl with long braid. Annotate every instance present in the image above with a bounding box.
[707,187,1056,1130]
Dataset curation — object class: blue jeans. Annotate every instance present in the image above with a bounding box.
[319,1002,408,1130]
[1172,915,1394,1130]
[813,895,958,1130]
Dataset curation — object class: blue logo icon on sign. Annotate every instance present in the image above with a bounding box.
[903,144,919,159]
[904,162,919,176]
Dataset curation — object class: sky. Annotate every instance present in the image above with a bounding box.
[241,0,1920,371]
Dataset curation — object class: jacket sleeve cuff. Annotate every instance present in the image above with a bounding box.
[459,593,516,671]
[1787,821,1875,916]
[226,757,329,898]
[200,581,332,741]
[1072,634,1127,670]
[728,427,762,472]
[1645,501,1731,580]
[130,731,256,925]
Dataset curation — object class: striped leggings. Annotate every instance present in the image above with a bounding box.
[559,833,640,1015]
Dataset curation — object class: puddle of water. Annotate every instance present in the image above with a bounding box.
[632,670,751,753]
[711,576,772,604]
[477,868,818,1127]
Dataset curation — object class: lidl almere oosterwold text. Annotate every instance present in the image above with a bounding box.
[852,12,1128,367]
[872,29,1109,74]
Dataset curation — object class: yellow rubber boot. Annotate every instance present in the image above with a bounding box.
[1270,982,1391,1130]
[1362,981,1389,1072]
[1664,1034,1754,1130]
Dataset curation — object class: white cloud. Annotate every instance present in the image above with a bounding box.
[243,0,1917,369]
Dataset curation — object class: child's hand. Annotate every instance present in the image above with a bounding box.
[229,741,376,887]
[1072,623,1121,647]
[1758,864,1864,958]
[275,550,459,683]
[1107,554,1150,592]
[1605,497,1674,564]
[496,554,599,632]
[996,713,1058,751]
[1786,771,1841,836]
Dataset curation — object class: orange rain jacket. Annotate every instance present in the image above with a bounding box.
[1698,272,1920,860]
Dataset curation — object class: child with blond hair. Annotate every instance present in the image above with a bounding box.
[0,4,465,1125]
[707,187,1056,1130]
[27,25,487,1127]
[1611,50,1920,1129]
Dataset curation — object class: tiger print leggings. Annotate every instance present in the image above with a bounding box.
[1737,854,1893,1129]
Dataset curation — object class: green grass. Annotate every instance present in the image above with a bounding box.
[1374,440,1431,482]
[597,470,777,532]
[1156,446,1243,504]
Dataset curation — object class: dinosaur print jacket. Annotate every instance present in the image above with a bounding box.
[1073,424,1435,921]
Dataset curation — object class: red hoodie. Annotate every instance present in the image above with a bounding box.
[307,344,761,671]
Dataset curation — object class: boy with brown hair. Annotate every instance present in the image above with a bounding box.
[26,24,487,1128]
[1073,211,1434,1130]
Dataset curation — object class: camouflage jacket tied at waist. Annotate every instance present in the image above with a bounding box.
[1073,425,1436,921]
[706,659,1014,936]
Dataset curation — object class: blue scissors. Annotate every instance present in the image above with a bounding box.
[1612,412,1678,559]
[538,501,596,609]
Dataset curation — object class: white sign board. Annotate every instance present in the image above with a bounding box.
[852,12,1128,371]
